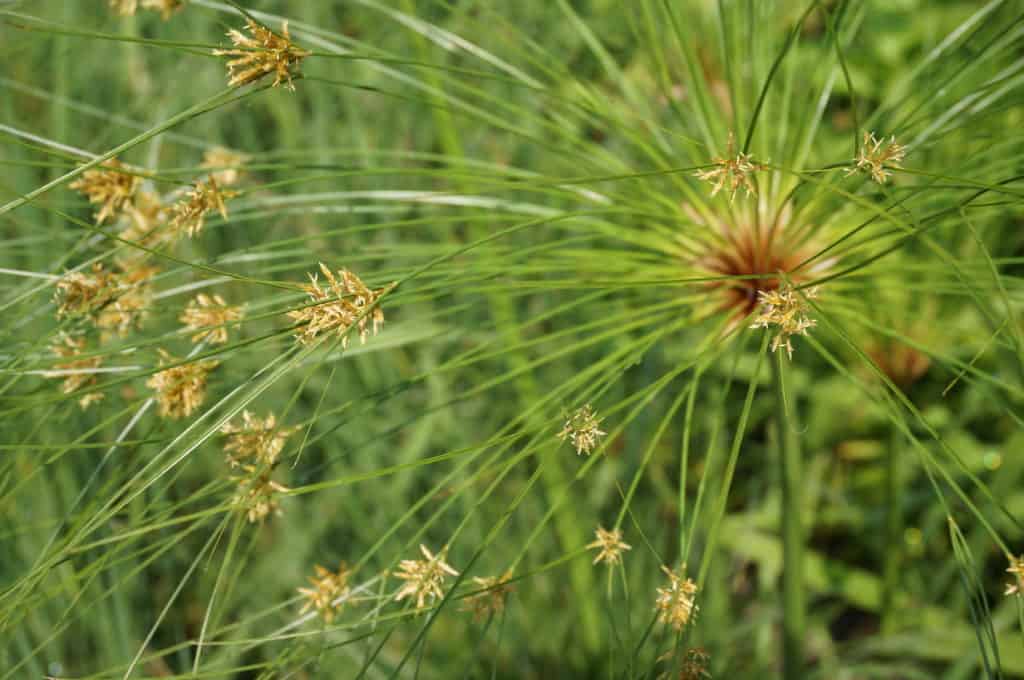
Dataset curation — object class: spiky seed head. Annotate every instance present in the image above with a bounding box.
[1006,555,1024,597]
[201,147,249,186]
[69,158,141,224]
[230,465,289,523]
[288,263,387,347]
[557,404,606,456]
[145,349,219,419]
[848,131,906,184]
[221,410,299,468]
[49,333,104,410]
[655,564,699,631]
[168,176,234,238]
[297,563,351,623]
[394,544,459,610]
[694,132,767,201]
[586,526,632,566]
[179,293,242,345]
[463,570,514,620]
[213,19,310,91]
[749,285,818,359]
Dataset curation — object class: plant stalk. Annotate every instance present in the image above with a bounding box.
[882,425,903,631]
[773,352,804,680]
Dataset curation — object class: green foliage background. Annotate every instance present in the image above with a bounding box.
[2,1,1024,678]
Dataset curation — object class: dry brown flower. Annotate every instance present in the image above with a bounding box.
[54,264,119,319]
[168,177,234,238]
[848,131,906,184]
[230,465,289,523]
[49,333,104,410]
[749,285,817,359]
[655,564,699,631]
[462,570,514,620]
[221,410,299,468]
[95,261,158,337]
[146,349,218,419]
[394,544,459,609]
[557,404,606,456]
[1005,554,1024,597]
[694,132,767,201]
[214,19,310,90]
[179,293,242,344]
[586,526,631,566]
[288,263,387,347]
[69,158,141,224]
[298,563,351,623]
[201,147,249,187]
[121,191,174,253]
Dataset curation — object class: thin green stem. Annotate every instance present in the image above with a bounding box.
[882,424,903,632]
[773,352,804,680]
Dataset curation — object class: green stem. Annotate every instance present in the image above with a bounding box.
[882,425,903,631]
[773,352,804,680]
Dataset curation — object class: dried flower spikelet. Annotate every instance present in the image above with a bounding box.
[121,191,174,254]
[848,131,906,184]
[587,526,631,566]
[298,563,351,623]
[394,544,459,609]
[201,147,249,187]
[221,410,299,468]
[694,132,766,201]
[69,158,141,224]
[749,285,817,359]
[141,0,184,20]
[213,19,310,90]
[463,569,514,621]
[557,404,606,456]
[288,263,387,347]
[179,293,242,344]
[49,333,104,409]
[54,264,119,319]
[95,261,159,337]
[109,0,139,15]
[146,349,218,419]
[679,648,712,680]
[655,565,699,631]
[169,177,234,238]
[1005,554,1024,597]
[230,465,289,523]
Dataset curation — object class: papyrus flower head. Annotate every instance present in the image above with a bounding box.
[394,544,459,609]
[1005,554,1024,597]
[694,132,767,201]
[288,263,387,347]
[69,158,141,224]
[298,563,351,623]
[53,261,156,335]
[54,264,119,319]
[586,526,631,566]
[168,177,233,238]
[146,349,218,419]
[462,570,514,620]
[230,465,289,523]
[49,333,104,410]
[214,19,310,90]
[95,260,158,337]
[749,285,817,359]
[655,564,699,631]
[848,131,906,184]
[201,147,249,187]
[221,410,299,468]
[557,404,606,456]
[179,293,242,345]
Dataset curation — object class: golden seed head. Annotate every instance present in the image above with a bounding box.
[69,159,141,224]
[221,410,299,468]
[53,261,156,335]
[168,176,234,238]
[679,648,712,680]
[749,285,818,359]
[694,132,766,201]
[213,19,311,91]
[179,293,243,345]
[394,544,459,610]
[288,263,387,347]
[557,404,606,456]
[462,570,514,621]
[655,564,699,631]
[586,526,632,566]
[54,264,119,319]
[1005,554,1024,597]
[230,465,289,523]
[95,260,159,337]
[201,147,249,187]
[121,190,174,254]
[848,131,906,184]
[145,349,219,419]
[49,333,104,410]
[298,563,351,623]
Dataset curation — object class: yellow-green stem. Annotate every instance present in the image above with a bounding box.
[773,352,804,680]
